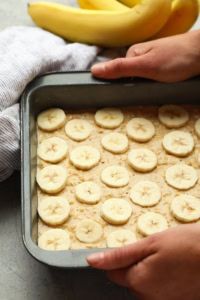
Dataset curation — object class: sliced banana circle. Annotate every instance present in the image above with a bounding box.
[128,148,157,172]
[37,165,67,194]
[163,131,194,157]
[101,198,132,225]
[101,166,129,188]
[137,212,168,237]
[165,164,198,190]
[171,195,200,223]
[70,146,101,170]
[38,137,68,163]
[195,118,200,138]
[38,197,70,226]
[158,105,189,129]
[126,118,155,142]
[130,180,161,207]
[95,108,124,129]
[65,119,91,141]
[107,230,137,248]
[75,181,101,204]
[38,229,71,251]
[75,219,103,243]
[37,108,66,132]
[101,132,128,154]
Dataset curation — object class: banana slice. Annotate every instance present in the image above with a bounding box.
[95,108,124,129]
[70,146,101,170]
[195,118,200,138]
[101,166,129,187]
[38,137,68,163]
[130,180,161,207]
[65,119,91,141]
[38,229,71,251]
[163,131,194,157]
[37,165,67,194]
[128,148,157,172]
[75,181,101,204]
[158,105,189,128]
[101,198,132,225]
[38,197,70,226]
[171,195,200,223]
[75,219,103,243]
[101,132,128,154]
[107,230,137,248]
[165,164,198,190]
[37,108,66,132]
[126,118,155,142]
[137,212,168,237]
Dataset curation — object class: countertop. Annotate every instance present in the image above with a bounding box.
[1,1,200,299]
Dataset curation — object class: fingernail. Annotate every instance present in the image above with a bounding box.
[91,64,105,76]
[87,252,104,265]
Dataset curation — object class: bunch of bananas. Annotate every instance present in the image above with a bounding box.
[28,0,199,47]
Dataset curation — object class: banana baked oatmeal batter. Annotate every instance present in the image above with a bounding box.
[36,105,200,251]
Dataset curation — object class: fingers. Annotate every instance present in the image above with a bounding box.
[91,53,156,80]
[87,237,156,270]
[91,57,134,79]
[126,43,153,58]
[91,42,154,79]
[106,268,130,287]
[107,269,143,299]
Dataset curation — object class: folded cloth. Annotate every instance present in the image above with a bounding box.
[0,26,126,182]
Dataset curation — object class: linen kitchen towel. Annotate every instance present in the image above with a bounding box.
[0,26,126,182]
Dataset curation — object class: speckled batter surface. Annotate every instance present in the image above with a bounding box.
[37,106,200,250]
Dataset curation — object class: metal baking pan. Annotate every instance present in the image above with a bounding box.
[21,71,200,268]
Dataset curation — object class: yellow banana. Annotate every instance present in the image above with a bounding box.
[153,0,199,39]
[78,0,198,39]
[77,0,129,11]
[118,0,141,7]
[28,0,172,47]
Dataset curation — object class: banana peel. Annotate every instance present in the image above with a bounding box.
[118,0,141,7]
[77,0,129,11]
[77,0,199,39]
[28,0,172,47]
[153,0,199,39]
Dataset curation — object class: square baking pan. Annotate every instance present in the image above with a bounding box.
[21,71,200,268]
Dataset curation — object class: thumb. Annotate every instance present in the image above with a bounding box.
[91,54,154,80]
[87,237,156,270]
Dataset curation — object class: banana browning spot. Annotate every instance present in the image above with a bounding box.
[75,219,103,243]
[38,229,71,251]
[101,198,132,225]
[107,229,137,248]
[137,212,168,236]
[171,195,200,223]
[165,164,198,190]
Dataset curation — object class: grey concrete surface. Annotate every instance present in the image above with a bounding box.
[1,1,200,300]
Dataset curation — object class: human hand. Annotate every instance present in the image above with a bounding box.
[87,224,200,300]
[91,30,200,82]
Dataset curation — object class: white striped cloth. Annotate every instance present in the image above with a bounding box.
[0,26,126,182]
